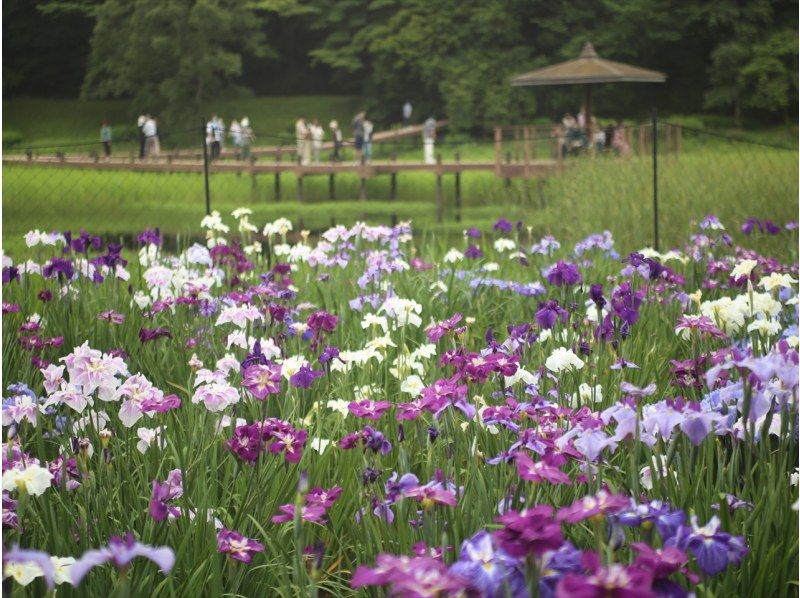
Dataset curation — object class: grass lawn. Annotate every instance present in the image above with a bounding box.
[3,144,796,260]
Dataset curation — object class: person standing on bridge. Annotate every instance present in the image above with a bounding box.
[229,119,242,158]
[352,111,365,163]
[137,115,146,159]
[363,118,374,162]
[403,101,412,127]
[100,120,112,159]
[240,117,254,161]
[329,120,342,162]
[142,115,160,160]
[295,116,310,165]
[423,116,436,165]
[207,114,222,161]
[310,118,324,163]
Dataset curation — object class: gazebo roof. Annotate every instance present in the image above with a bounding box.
[510,43,667,87]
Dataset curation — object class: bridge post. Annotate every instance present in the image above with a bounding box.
[435,154,443,224]
[296,154,304,202]
[454,151,462,222]
[359,155,367,200]
[494,127,502,176]
[274,150,281,201]
[389,152,397,201]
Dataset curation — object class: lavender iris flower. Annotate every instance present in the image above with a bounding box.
[449,531,528,598]
[70,532,175,586]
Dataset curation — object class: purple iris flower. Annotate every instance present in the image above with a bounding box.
[493,218,513,233]
[319,345,340,364]
[536,300,568,329]
[149,469,183,521]
[71,532,175,585]
[217,528,265,563]
[43,258,74,282]
[289,364,323,389]
[666,515,748,576]
[465,227,482,238]
[227,423,265,463]
[449,531,528,598]
[589,283,606,308]
[538,542,583,598]
[2,266,20,284]
[137,227,162,246]
[546,261,583,287]
[138,327,172,343]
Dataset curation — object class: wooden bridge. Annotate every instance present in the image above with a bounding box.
[3,121,679,222]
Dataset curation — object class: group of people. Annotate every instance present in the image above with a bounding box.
[98,115,159,160]
[553,107,631,157]
[294,103,436,165]
[206,114,255,161]
[294,117,340,165]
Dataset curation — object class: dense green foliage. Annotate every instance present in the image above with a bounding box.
[4,0,797,129]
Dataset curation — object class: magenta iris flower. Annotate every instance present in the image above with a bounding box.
[70,533,175,586]
[272,486,341,525]
[514,452,571,485]
[138,327,171,343]
[557,490,631,524]
[403,485,457,508]
[494,506,563,558]
[556,551,656,598]
[348,399,391,420]
[351,554,469,596]
[141,393,181,414]
[217,528,265,563]
[242,363,281,400]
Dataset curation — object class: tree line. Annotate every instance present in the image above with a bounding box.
[3,0,797,130]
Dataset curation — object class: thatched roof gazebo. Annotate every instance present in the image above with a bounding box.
[510,42,666,130]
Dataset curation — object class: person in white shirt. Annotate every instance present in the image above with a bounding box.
[240,117,254,161]
[229,120,242,158]
[142,116,160,159]
[329,120,343,162]
[295,117,310,165]
[422,116,436,164]
[403,101,412,126]
[310,118,324,163]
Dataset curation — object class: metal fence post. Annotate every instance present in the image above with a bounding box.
[652,109,659,251]
[201,117,211,216]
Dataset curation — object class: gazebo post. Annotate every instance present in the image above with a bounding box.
[585,84,593,148]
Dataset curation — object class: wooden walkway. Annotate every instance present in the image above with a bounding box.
[3,153,562,222]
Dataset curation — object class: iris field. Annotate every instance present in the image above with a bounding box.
[1,208,798,596]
